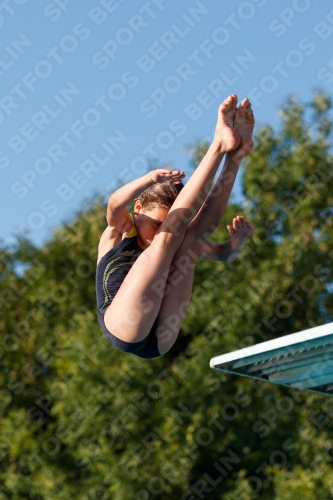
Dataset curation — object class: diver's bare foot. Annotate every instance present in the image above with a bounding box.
[214,94,241,153]
[232,98,255,158]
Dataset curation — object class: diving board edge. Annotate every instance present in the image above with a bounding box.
[210,322,333,370]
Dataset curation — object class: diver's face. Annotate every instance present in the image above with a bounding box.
[134,202,169,248]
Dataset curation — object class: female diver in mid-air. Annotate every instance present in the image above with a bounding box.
[96,94,255,358]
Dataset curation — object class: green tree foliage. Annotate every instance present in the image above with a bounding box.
[1,90,333,499]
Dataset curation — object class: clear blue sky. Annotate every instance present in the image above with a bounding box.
[1,0,332,247]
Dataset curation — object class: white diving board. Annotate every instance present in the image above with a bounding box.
[210,322,333,396]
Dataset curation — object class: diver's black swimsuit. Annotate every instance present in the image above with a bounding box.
[95,228,160,359]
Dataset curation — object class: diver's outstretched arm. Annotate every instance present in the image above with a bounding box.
[199,216,254,262]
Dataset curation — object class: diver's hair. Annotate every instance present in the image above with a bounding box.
[137,182,184,211]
